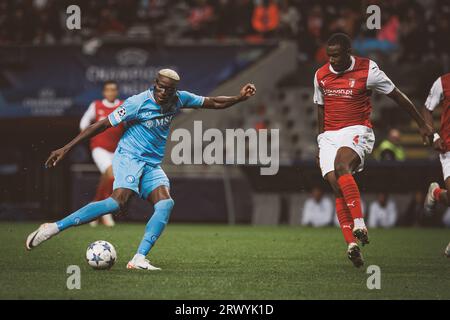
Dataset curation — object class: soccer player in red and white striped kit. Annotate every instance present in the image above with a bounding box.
[313,33,433,267]
[423,73,450,212]
[79,81,124,227]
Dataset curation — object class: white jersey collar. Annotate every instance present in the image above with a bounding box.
[329,56,355,74]
[102,99,119,108]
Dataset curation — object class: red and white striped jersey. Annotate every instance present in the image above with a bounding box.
[313,56,395,131]
[80,99,124,152]
[425,73,450,152]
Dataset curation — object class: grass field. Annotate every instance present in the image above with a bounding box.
[1,222,449,300]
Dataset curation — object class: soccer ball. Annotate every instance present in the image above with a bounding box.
[86,240,117,270]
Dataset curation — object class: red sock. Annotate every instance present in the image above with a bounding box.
[433,188,443,201]
[336,197,356,244]
[102,177,114,199]
[337,174,363,219]
[93,180,106,202]
[93,177,112,202]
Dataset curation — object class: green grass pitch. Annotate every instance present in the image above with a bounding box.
[1,222,449,299]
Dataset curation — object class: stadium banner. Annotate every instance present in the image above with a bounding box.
[0,43,274,118]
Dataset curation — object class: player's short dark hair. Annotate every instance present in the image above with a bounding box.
[327,33,352,51]
[103,80,118,89]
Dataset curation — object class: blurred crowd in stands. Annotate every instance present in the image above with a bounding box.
[1,0,449,63]
[299,185,450,228]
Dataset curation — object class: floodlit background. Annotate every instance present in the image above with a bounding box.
[0,0,449,228]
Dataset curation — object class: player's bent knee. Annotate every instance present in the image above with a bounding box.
[111,189,133,211]
[334,161,350,177]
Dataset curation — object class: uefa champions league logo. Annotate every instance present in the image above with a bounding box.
[117,107,126,118]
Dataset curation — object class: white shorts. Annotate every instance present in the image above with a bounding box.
[92,147,114,174]
[318,125,375,178]
[440,152,450,181]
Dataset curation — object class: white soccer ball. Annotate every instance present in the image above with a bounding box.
[86,240,117,270]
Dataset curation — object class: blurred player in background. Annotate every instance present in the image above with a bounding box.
[314,33,433,268]
[79,81,124,227]
[26,69,256,270]
[423,73,450,212]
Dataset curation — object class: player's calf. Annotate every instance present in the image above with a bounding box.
[136,198,174,256]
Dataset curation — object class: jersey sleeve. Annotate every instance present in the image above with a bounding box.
[178,90,205,109]
[108,95,140,127]
[313,71,324,105]
[425,77,444,111]
[79,102,96,131]
[366,60,395,94]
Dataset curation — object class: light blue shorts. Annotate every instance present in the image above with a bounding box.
[112,148,170,200]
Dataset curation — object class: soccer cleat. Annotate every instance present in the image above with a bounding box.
[126,254,161,271]
[89,220,99,227]
[347,242,364,268]
[424,182,439,214]
[25,223,59,250]
[101,214,115,227]
[352,226,369,246]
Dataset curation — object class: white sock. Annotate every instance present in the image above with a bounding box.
[134,253,146,261]
[348,242,358,248]
[354,218,366,229]
[48,223,60,235]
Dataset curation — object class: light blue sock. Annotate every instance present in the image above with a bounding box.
[137,198,174,256]
[56,197,120,231]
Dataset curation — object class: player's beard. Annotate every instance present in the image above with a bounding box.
[160,95,177,114]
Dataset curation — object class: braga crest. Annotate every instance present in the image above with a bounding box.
[349,78,356,88]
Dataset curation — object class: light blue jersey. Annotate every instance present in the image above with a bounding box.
[108,89,205,199]
[108,89,205,166]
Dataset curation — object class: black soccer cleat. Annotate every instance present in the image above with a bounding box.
[347,243,364,268]
[353,227,370,246]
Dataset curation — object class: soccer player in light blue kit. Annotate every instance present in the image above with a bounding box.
[26,69,256,270]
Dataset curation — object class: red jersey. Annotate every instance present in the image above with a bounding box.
[425,73,450,151]
[314,56,395,131]
[80,99,124,153]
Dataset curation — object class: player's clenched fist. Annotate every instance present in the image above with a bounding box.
[418,123,434,146]
[239,83,256,100]
[45,147,68,168]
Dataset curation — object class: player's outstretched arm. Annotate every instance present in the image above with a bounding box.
[387,88,434,146]
[45,118,112,168]
[422,107,445,152]
[202,83,256,109]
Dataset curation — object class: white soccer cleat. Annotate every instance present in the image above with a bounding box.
[126,254,161,271]
[25,223,59,250]
[89,220,99,227]
[425,182,439,214]
[101,214,115,227]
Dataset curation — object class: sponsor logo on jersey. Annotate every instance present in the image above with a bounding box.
[145,114,175,129]
[323,88,354,97]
